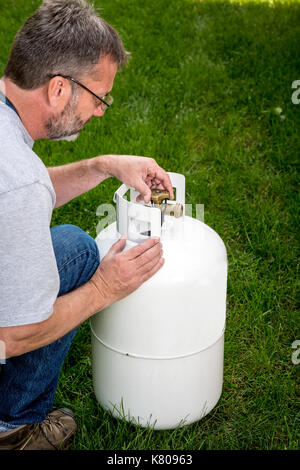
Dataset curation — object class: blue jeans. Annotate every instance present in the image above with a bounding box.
[0,224,100,427]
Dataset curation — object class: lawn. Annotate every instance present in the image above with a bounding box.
[0,0,299,450]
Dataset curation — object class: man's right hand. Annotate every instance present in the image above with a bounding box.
[89,236,164,306]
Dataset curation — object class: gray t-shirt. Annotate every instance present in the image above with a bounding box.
[0,102,59,327]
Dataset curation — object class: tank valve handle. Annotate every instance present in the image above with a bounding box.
[150,189,183,225]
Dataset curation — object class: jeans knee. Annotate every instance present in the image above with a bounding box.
[66,224,99,257]
[51,224,98,258]
[50,224,100,295]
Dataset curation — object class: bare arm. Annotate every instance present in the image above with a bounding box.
[0,237,163,358]
[48,154,173,209]
[47,155,111,209]
[1,278,102,358]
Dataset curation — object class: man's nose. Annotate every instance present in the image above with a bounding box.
[93,106,105,117]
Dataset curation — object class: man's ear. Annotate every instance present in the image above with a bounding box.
[47,76,71,110]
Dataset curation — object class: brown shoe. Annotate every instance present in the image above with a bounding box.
[0,408,77,450]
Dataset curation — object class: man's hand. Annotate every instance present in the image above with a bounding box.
[103,155,174,203]
[90,236,164,305]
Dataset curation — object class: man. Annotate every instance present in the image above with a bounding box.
[0,0,173,450]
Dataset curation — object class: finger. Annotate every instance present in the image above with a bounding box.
[156,169,174,199]
[135,243,163,270]
[106,235,127,257]
[124,237,160,260]
[136,191,151,202]
[145,167,174,200]
[137,249,163,273]
[150,182,165,190]
[133,179,152,204]
[141,256,165,282]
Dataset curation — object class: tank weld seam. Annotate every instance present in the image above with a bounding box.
[90,324,225,360]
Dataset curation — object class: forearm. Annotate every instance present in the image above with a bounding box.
[48,155,112,208]
[1,279,109,358]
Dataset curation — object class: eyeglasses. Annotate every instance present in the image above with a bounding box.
[48,74,113,111]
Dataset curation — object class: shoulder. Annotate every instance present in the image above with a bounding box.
[0,104,56,207]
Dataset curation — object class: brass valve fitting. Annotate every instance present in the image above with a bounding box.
[150,189,183,222]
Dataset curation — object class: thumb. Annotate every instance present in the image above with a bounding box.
[107,235,127,256]
[135,181,152,203]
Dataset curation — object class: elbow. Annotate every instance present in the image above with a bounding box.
[0,330,29,360]
[0,338,23,360]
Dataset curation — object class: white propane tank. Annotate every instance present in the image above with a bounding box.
[91,173,227,430]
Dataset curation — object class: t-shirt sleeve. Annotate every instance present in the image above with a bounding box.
[0,182,60,327]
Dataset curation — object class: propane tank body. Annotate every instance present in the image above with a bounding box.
[91,173,227,429]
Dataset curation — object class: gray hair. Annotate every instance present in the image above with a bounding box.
[4,0,128,89]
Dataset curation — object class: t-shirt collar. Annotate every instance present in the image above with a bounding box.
[0,91,34,149]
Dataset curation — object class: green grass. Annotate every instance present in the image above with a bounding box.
[1,0,299,450]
